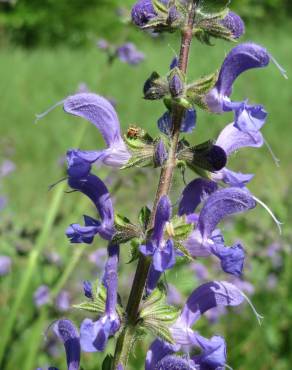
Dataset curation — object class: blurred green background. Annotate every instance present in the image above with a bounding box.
[0,1,291,369]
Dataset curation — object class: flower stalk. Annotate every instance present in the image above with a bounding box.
[112,1,197,368]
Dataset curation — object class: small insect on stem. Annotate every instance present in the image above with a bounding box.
[127,125,140,138]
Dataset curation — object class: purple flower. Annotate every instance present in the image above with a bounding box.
[266,274,278,290]
[0,196,7,211]
[212,122,263,187]
[265,242,283,268]
[178,178,218,217]
[205,305,227,324]
[140,195,176,273]
[182,187,255,276]
[116,43,145,65]
[190,262,209,281]
[212,240,245,277]
[158,109,197,135]
[167,284,183,306]
[205,43,270,139]
[206,43,270,112]
[0,255,12,276]
[131,0,162,27]
[53,319,80,370]
[146,281,261,369]
[231,277,255,295]
[63,93,130,177]
[33,285,50,307]
[154,355,196,369]
[88,248,107,270]
[66,173,115,243]
[80,243,120,352]
[36,93,130,176]
[44,251,62,266]
[0,159,16,178]
[97,39,109,50]
[220,11,245,39]
[55,290,71,312]
[131,0,180,29]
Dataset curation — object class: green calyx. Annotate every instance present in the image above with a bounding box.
[177,139,227,173]
[112,205,151,252]
[142,0,186,33]
[73,278,124,318]
[186,71,218,110]
[143,71,169,100]
[193,4,236,45]
[123,127,169,169]
[113,214,143,245]
[138,287,180,343]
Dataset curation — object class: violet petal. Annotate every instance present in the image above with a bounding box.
[178,179,218,216]
[53,319,80,370]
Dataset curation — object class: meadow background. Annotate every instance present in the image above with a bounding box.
[0,0,292,369]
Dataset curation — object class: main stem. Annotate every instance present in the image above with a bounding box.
[112,3,196,368]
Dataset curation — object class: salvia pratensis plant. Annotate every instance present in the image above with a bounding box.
[38,0,286,369]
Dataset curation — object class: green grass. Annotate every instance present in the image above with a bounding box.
[0,21,292,370]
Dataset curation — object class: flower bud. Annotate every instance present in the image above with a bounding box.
[143,72,169,100]
[154,139,168,167]
[221,11,245,39]
[169,74,184,98]
[131,0,157,27]
[167,6,180,24]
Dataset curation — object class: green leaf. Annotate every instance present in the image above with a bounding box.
[139,287,180,343]
[141,288,165,312]
[73,301,104,314]
[115,214,132,227]
[138,206,151,231]
[142,320,176,344]
[92,279,107,302]
[187,71,218,95]
[171,215,193,241]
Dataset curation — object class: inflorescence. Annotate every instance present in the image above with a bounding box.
[37,1,286,369]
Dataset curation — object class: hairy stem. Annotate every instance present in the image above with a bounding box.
[112,2,197,369]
